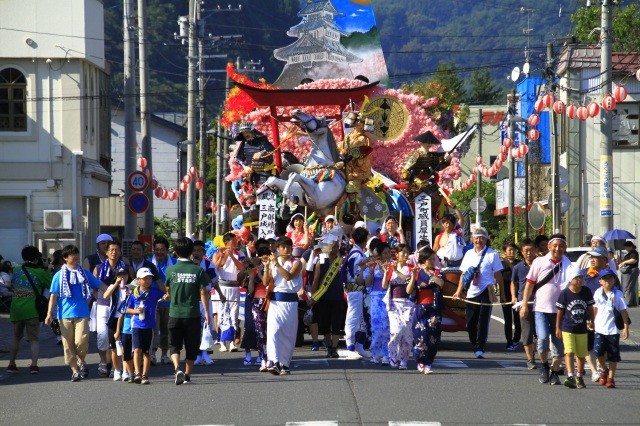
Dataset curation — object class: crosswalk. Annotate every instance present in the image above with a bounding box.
[186,422,547,426]
[289,356,530,370]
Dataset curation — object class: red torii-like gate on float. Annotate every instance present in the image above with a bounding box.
[233,80,379,172]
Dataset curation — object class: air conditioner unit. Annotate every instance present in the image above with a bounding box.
[43,210,73,230]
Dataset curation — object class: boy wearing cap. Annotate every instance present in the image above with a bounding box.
[125,267,167,384]
[83,233,113,273]
[592,268,630,388]
[555,270,595,389]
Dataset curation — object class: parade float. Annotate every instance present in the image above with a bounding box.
[218,0,474,332]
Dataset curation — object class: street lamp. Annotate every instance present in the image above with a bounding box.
[177,140,195,238]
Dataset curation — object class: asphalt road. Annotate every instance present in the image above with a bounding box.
[1,307,640,426]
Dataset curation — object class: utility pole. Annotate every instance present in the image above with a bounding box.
[548,42,561,233]
[138,0,154,236]
[215,121,223,236]
[123,0,137,240]
[476,109,483,226]
[185,0,197,239]
[599,0,613,234]
[507,90,517,235]
[197,4,206,241]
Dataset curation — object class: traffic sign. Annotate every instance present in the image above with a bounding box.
[470,197,487,213]
[127,171,149,192]
[128,193,149,214]
[548,191,571,214]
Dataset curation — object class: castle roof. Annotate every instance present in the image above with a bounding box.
[298,0,341,17]
[274,32,361,63]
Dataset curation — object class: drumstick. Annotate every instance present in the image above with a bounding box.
[399,210,403,228]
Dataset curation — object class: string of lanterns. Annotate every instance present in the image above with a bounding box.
[136,156,204,202]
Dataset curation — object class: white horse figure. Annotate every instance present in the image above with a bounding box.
[257,109,346,216]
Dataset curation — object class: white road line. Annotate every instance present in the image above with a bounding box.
[491,314,505,324]
[432,360,467,368]
[388,422,442,426]
[286,422,338,426]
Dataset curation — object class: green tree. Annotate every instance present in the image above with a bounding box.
[571,3,640,51]
[468,68,502,105]
[432,61,467,106]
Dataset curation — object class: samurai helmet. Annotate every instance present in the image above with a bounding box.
[238,121,254,132]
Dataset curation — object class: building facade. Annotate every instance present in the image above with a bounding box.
[556,45,639,246]
[0,0,110,262]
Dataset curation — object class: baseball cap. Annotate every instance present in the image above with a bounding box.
[567,268,584,283]
[598,268,617,280]
[136,267,154,279]
[324,215,336,223]
[116,267,128,276]
[353,220,365,229]
[96,234,113,244]
[588,246,608,258]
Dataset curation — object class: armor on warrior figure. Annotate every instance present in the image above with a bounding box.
[400,131,451,199]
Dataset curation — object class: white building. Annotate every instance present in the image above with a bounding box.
[0,0,110,262]
[556,45,639,246]
[100,110,187,240]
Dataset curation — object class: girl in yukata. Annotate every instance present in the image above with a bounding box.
[241,246,270,372]
[408,248,444,374]
[286,213,310,259]
[358,240,391,365]
[382,244,414,370]
[379,216,406,249]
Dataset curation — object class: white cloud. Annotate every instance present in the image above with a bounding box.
[357,9,366,12]
[350,13,358,17]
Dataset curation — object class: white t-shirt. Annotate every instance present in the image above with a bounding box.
[593,287,627,335]
[459,246,503,298]
[526,254,575,313]
[271,257,302,294]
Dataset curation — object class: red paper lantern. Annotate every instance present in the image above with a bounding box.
[602,94,617,111]
[511,148,519,158]
[503,137,513,148]
[195,181,203,191]
[518,144,529,156]
[534,99,545,112]
[577,106,589,121]
[553,100,566,114]
[527,114,540,127]
[614,85,627,102]
[161,189,169,200]
[500,152,507,162]
[482,168,490,177]
[475,156,483,165]
[168,191,177,201]
[180,181,188,192]
[499,145,508,155]
[587,101,600,118]
[137,157,147,168]
[543,93,553,108]
[189,166,198,176]
[150,179,158,190]
[183,174,192,184]
[527,128,540,141]
[154,187,163,198]
[494,158,503,169]
[567,103,577,119]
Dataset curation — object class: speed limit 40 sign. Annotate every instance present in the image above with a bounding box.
[127,171,149,192]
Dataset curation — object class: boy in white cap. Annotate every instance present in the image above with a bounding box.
[125,267,167,384]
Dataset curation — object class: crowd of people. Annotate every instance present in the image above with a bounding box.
[1,217,635,389]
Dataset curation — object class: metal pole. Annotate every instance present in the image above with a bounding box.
[221,128,230,234]
[215,121,223,236]
[508,91,516,235]
[123,0,137,240]
[185,0,197,238]
[197,6,207,241]
[476,109,482,226]
[599,0,614,234]
[138,0,154,236]
[524,136,529,238]
[177,142,183,238]
[548,42,561,233]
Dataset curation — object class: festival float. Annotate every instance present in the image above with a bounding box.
[219,0,475,332]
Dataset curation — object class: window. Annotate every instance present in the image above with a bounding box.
[0,68,27,132]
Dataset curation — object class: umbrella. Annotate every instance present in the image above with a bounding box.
[603,229,635,241]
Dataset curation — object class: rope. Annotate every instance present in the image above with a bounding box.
[443,295,533,307]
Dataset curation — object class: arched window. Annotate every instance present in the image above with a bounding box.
[0,68,27,131]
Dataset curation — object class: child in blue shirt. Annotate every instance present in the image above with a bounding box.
[114,288,134,383]
[126,267,166,384]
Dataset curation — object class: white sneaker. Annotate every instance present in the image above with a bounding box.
[122,372,130,382]
[113,370,122,381]
[160,355,171,365]
[424,365,433,374]
[229,342,239,352]
[345,350,362,360]
[417,363,425,373]
[219,342,229,352]
[356,347,370,359]
[194,356,204,366]
[592,370,601,382]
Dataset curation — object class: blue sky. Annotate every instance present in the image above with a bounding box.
[331,0,377,34]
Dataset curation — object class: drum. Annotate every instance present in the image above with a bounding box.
[442,270,466,310]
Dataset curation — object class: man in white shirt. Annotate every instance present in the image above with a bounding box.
[453,227,503,359]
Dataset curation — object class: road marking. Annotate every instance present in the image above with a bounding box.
[388,422,441,426]
[286,422,338,426]
[432,360,467,368]
[495,361,526,369]
[293,359,330,367]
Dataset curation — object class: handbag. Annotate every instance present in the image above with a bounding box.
[462,247,487,291]
[200,324,215,351]
[22,265,48,322]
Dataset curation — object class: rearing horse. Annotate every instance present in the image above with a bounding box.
[257,109,346,216]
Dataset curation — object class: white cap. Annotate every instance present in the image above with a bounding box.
[136,267,154,279]
[324,215,336,223]
[353,220,365,229]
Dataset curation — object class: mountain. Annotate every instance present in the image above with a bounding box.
[102,0,629,114]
